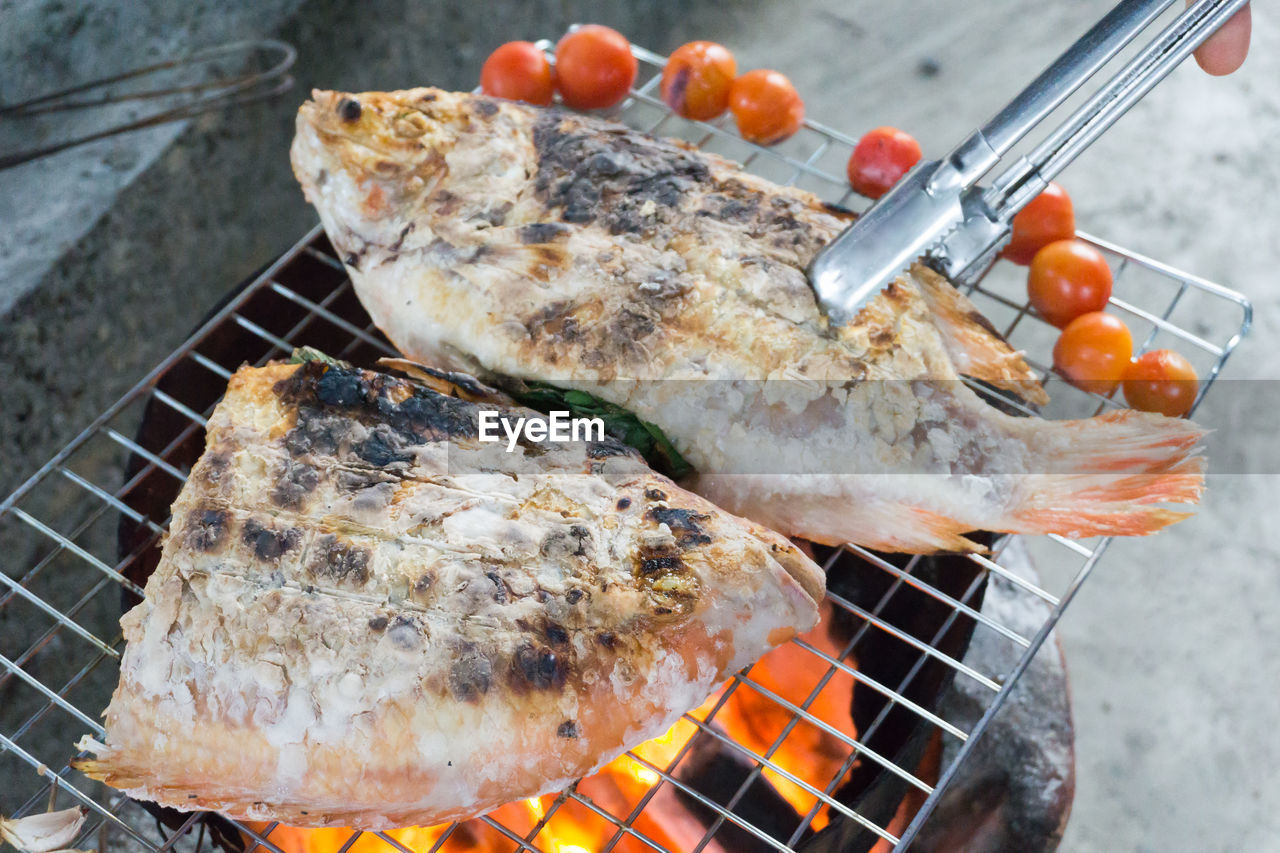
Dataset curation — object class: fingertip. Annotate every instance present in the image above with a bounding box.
[1193,3,1251,76]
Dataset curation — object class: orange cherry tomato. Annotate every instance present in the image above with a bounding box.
[1123,349,1199,417]
[728,69,805,145]
[1003,182,1075,265]
[554,25,637,110]
[1053,312,1133,395]
[847,126,923,199]
[480,41,555,106]
[1027,239,1114,328]
[661,41,737,120]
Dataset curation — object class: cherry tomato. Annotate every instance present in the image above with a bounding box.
[728,69,805,145]
[1123,349,1199,417]
[1002,182,1075,265]
[846,126,923,199]
[1027,239,1114,328]
[1053,312,1133,395]
[554,25,637,110]
[661,41,737,121]
[480,41,555,106]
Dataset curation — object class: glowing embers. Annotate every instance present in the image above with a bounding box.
[245,602,858,852]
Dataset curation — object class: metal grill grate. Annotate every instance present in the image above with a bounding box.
[0,35,1251,853]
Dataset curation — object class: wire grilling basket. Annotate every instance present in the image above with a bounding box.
[0,35,1251,853]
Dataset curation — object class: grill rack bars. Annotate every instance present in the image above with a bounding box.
[0,33,1251,853]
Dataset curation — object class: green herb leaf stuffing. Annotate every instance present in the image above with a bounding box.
[511,382,694,479]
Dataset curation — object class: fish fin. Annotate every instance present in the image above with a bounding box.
[376,358,509,404]
[693,475,987,554]
[1008,409,1206,537]
[910,265,1050,406]
[69,755,144,789]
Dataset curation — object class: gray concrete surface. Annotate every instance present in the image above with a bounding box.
[2,0,1278,850]
[0,0,307,315]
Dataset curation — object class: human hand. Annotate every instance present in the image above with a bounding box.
[1192,1,1250,75]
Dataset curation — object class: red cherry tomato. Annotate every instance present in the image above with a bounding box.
[480,41,555,106]
[1003,182,1076,265]
[554,25,637,110]
[661,41,737,120]
[1053,312,1133,395]
[846,126,923,199]
[1027,239,1114,328]
[728,69,805,145]
[1123,349,1199,417]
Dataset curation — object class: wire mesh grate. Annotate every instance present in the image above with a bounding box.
[0,35,1251,853]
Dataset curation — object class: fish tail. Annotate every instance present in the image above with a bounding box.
[1006,409,1207,538]
[694,477,990,554]
[894,506,990,553]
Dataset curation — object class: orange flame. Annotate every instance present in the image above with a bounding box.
[245,602,861,853]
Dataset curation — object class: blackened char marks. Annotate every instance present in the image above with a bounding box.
[634,539,700,616]
[315,368,367,408]
[697,178,834,257]
[276,362,477,450]
[639,553,683,574]
[307,533,370,585]
[285,407,352,457]
[518,222,570,244]
[646,507,712,547]
[822,200,857,219]
[389,392,476,443]
[185,506,228,552]
[468,96,500,118]
[697,192,758,222]
[241,519,301,561]
[540,524,592,559]
[523,300,582,351]
[272,460,319,509]
[449,648,493,702]
[354,424,413,467]
[198,451,232,488]
[511,641,565,691]
[533,112,710,234]
[587,434,633,460]
[485,570,508,603]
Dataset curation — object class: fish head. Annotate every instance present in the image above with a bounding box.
[290,87,483,246]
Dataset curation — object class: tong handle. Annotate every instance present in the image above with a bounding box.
[985,0,1249,214]
[980,0,1173,157]
[929,0,1173,196]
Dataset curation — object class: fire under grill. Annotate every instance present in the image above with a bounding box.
[0,35,1252,853]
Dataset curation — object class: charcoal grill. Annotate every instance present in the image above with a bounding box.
[0,33,1252,853]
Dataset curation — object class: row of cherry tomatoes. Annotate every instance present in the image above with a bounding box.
[480,28,805,144]
[1004,185,1198,416]
[479,28,1199,418]
[480,29,915,194]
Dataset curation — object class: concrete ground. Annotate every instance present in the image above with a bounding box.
[3,1,1278,850]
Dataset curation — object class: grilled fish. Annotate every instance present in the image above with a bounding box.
[74,360,822,829]
[290,88,1206,553]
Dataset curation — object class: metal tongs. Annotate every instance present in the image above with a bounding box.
[810,0,1249,324]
